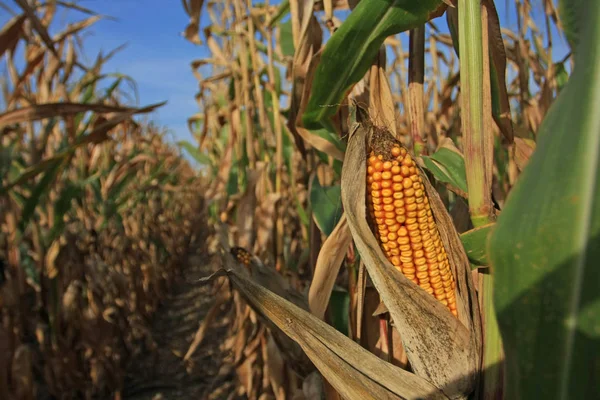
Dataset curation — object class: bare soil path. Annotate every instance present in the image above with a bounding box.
[121,245,236,400]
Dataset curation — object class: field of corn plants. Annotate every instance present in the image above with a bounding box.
[2,0,599,399]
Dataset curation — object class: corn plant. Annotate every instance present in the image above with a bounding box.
[0,1,204,397]
[182,0,597,399]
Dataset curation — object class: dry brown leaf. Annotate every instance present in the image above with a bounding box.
[0,102,139,127]
[286,0,346,161]
[45,239,61,279]
[513,137,536,171]
[0,14,26,58]
[14,0,59,59]
[54,15,104,44]
[183,289,229,362]
[236,162,267,249]
[205,252,448,400]
[254,193,282,255]
[11,345,34,400]
[182,0,205,45]
[292,51,344,161]
[308,214,352,320]
[369,48,397,137]
[483,0,514,142]
[341,111,481,398]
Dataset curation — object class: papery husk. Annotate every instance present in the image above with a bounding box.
[340,106,482,399]
[202,246,449,400]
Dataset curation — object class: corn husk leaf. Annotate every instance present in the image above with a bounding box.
[340,108,482,398]
[207,249,449,400]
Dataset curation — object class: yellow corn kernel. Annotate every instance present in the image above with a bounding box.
[366,142,458,317]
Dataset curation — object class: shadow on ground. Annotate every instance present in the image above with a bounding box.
[122,242,238,400]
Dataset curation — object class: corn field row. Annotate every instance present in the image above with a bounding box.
[1,0,591,399]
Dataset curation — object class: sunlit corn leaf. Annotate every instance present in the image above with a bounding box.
[309,174,343,236]
[13,0,59,59]
[488,3,600,398]
[421,139,468,196]
[182,0,205,45]
[308,215,352,320]
[177,140,211,166]
[341,107,481,397]
[208,250,448,400]
[279,19,295,57]
[558,0,583,52]
[460,223,494,267]
[268,0,290,28]
[302,0,445,128]
[513,137,536,172]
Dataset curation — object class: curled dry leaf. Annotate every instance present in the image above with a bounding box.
[482,0,514,142]
[287,0,346,161]
[183,288,230,363]
[368,48,397,137]
[0,102,160,128]
[0,14,26,58]
[340,109,481,399]
[236,162,267,249]
[182,0,205,45]
[513,137,536,172]
[308,214,352,320]
[205,250,448,400]
[45,239,61,279]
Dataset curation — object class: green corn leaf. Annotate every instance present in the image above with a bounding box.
[279,18,295,57]
[488,3,600,398]
[310,174,342,236]
[422,147,468,195]
[558,0,585,53]
[460,223,494,266]
[178,140,212,166]
[329,287,350,336]
[302,0,444,128]
[268,0,290,28]
[19,157,69,233]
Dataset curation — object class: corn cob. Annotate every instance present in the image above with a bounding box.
[366,133,457,316]
[231,247,252,267]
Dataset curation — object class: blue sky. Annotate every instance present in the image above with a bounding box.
[1,0,210,143]
[1,0,570,145]
[63,0,209,143]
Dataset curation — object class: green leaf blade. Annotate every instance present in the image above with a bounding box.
[310,175,342,236]
[488,4,600,397]
[302,0,443,128]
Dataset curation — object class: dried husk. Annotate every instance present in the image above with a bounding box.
[340,108,482,399]
[205,246,449,400]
